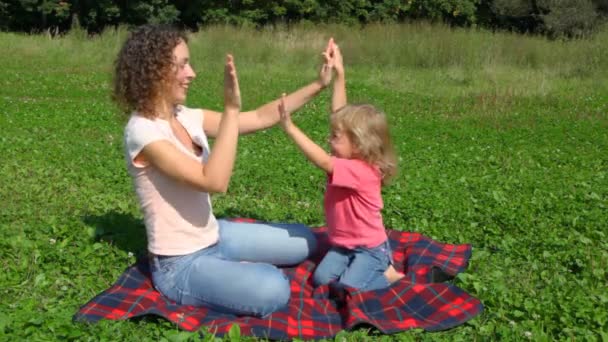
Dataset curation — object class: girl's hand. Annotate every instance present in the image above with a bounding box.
[278,93,292,130]
[224,54,241,113]
[318,61,332,87]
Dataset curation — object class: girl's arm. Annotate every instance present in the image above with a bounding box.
[142,55,241,193]
[279,94,333,173]
[203,39,334,137]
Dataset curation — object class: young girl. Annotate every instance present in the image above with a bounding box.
[279,42,400,291]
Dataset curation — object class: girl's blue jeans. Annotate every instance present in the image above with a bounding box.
[312,240,391,291]
[149,219,317,317]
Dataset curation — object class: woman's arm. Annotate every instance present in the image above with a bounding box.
[143,55,241,193]
[203,39,334,137]
[330,43,347,113]
[237,80,327,134]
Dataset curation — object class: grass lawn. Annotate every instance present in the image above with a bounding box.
[0,24,606,340]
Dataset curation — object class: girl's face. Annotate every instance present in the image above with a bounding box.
[169,40,196,105]
[329,128,358,159]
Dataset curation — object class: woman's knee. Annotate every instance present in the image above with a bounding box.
[298,225,318,258]
[250,267,290,316]
[218,220,318,265]
[279,223,318,262]
[186,260,291,317]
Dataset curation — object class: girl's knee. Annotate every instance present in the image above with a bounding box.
[312,269,333,287]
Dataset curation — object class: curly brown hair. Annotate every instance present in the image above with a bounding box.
[331,104,398,185]
[112,24,188,118]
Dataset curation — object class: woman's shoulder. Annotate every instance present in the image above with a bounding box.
[176,105,204,119]
[175,105,204,129]
[125,113,163,133]
[124,113,173,147]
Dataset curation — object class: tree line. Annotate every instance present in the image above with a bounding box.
[1,0,606,38]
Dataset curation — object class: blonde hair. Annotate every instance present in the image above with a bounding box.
[331,104,397,185]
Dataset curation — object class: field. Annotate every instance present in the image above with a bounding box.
[0,23,606,340]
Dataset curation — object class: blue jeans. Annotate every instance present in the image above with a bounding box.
[312,241,391,291]
[150,219,317,317]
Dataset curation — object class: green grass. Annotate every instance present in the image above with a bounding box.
[0,23,607,341]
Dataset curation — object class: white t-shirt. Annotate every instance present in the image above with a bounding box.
[124,105,219,255]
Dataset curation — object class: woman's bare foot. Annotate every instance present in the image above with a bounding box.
[384,264,405,284]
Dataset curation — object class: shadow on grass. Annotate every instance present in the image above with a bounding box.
[83,211,147,256]
[213,207,268,222]
[82,208,275,257]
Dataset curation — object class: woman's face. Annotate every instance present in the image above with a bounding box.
[168,40,196,105]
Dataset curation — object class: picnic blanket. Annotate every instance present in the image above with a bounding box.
[74,222,483,340]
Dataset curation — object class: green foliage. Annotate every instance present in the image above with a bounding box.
[408,0,480,25]
[0,0,180,33]
[69,0,122,33]
[5,0,605,38]
[0,23,607,340]
[485,0,607,38]
[0,0,70,32]
[124,0,179,26]
[539,0,600,38]
[177,0,421,27]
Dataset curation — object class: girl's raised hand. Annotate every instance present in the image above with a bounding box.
[224,54,241,113]
[278,93,292,130]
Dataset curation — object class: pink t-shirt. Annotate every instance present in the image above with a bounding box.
[324,157,387,249]
[124,105,219,256]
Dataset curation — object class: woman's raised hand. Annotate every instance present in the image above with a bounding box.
[330,41,344,77]
[318,38,334,87]
[224,54,241,113]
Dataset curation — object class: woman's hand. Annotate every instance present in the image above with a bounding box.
[330,41,344,77]
[224,54,241,113]
[318,38,334,88]
[328,39,347,112]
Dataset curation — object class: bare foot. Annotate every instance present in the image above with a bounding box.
[384,264,405,284]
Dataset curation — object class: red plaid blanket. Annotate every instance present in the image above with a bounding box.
[74,224,482,339]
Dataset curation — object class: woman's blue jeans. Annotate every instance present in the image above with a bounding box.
[149,219,317,317]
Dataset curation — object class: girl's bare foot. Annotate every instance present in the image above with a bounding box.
[384,264,405,283]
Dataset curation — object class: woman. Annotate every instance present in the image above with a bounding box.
[113,24,332,317]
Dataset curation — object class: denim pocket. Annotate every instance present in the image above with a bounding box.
[380,241,394,265]
[150,255,185,297]
[157,254,185,273]
[359,241,391,267]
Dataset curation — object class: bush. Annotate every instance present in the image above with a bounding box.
[0,1,8,30]
[0,0,481,33]
[538,0,600,38]
[0,0,605,38]
[486,0,605,38]
[408,0,481,26]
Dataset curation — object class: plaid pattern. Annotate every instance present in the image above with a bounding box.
[74,222,482,339]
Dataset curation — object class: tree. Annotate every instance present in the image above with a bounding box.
[482,0,604,37]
